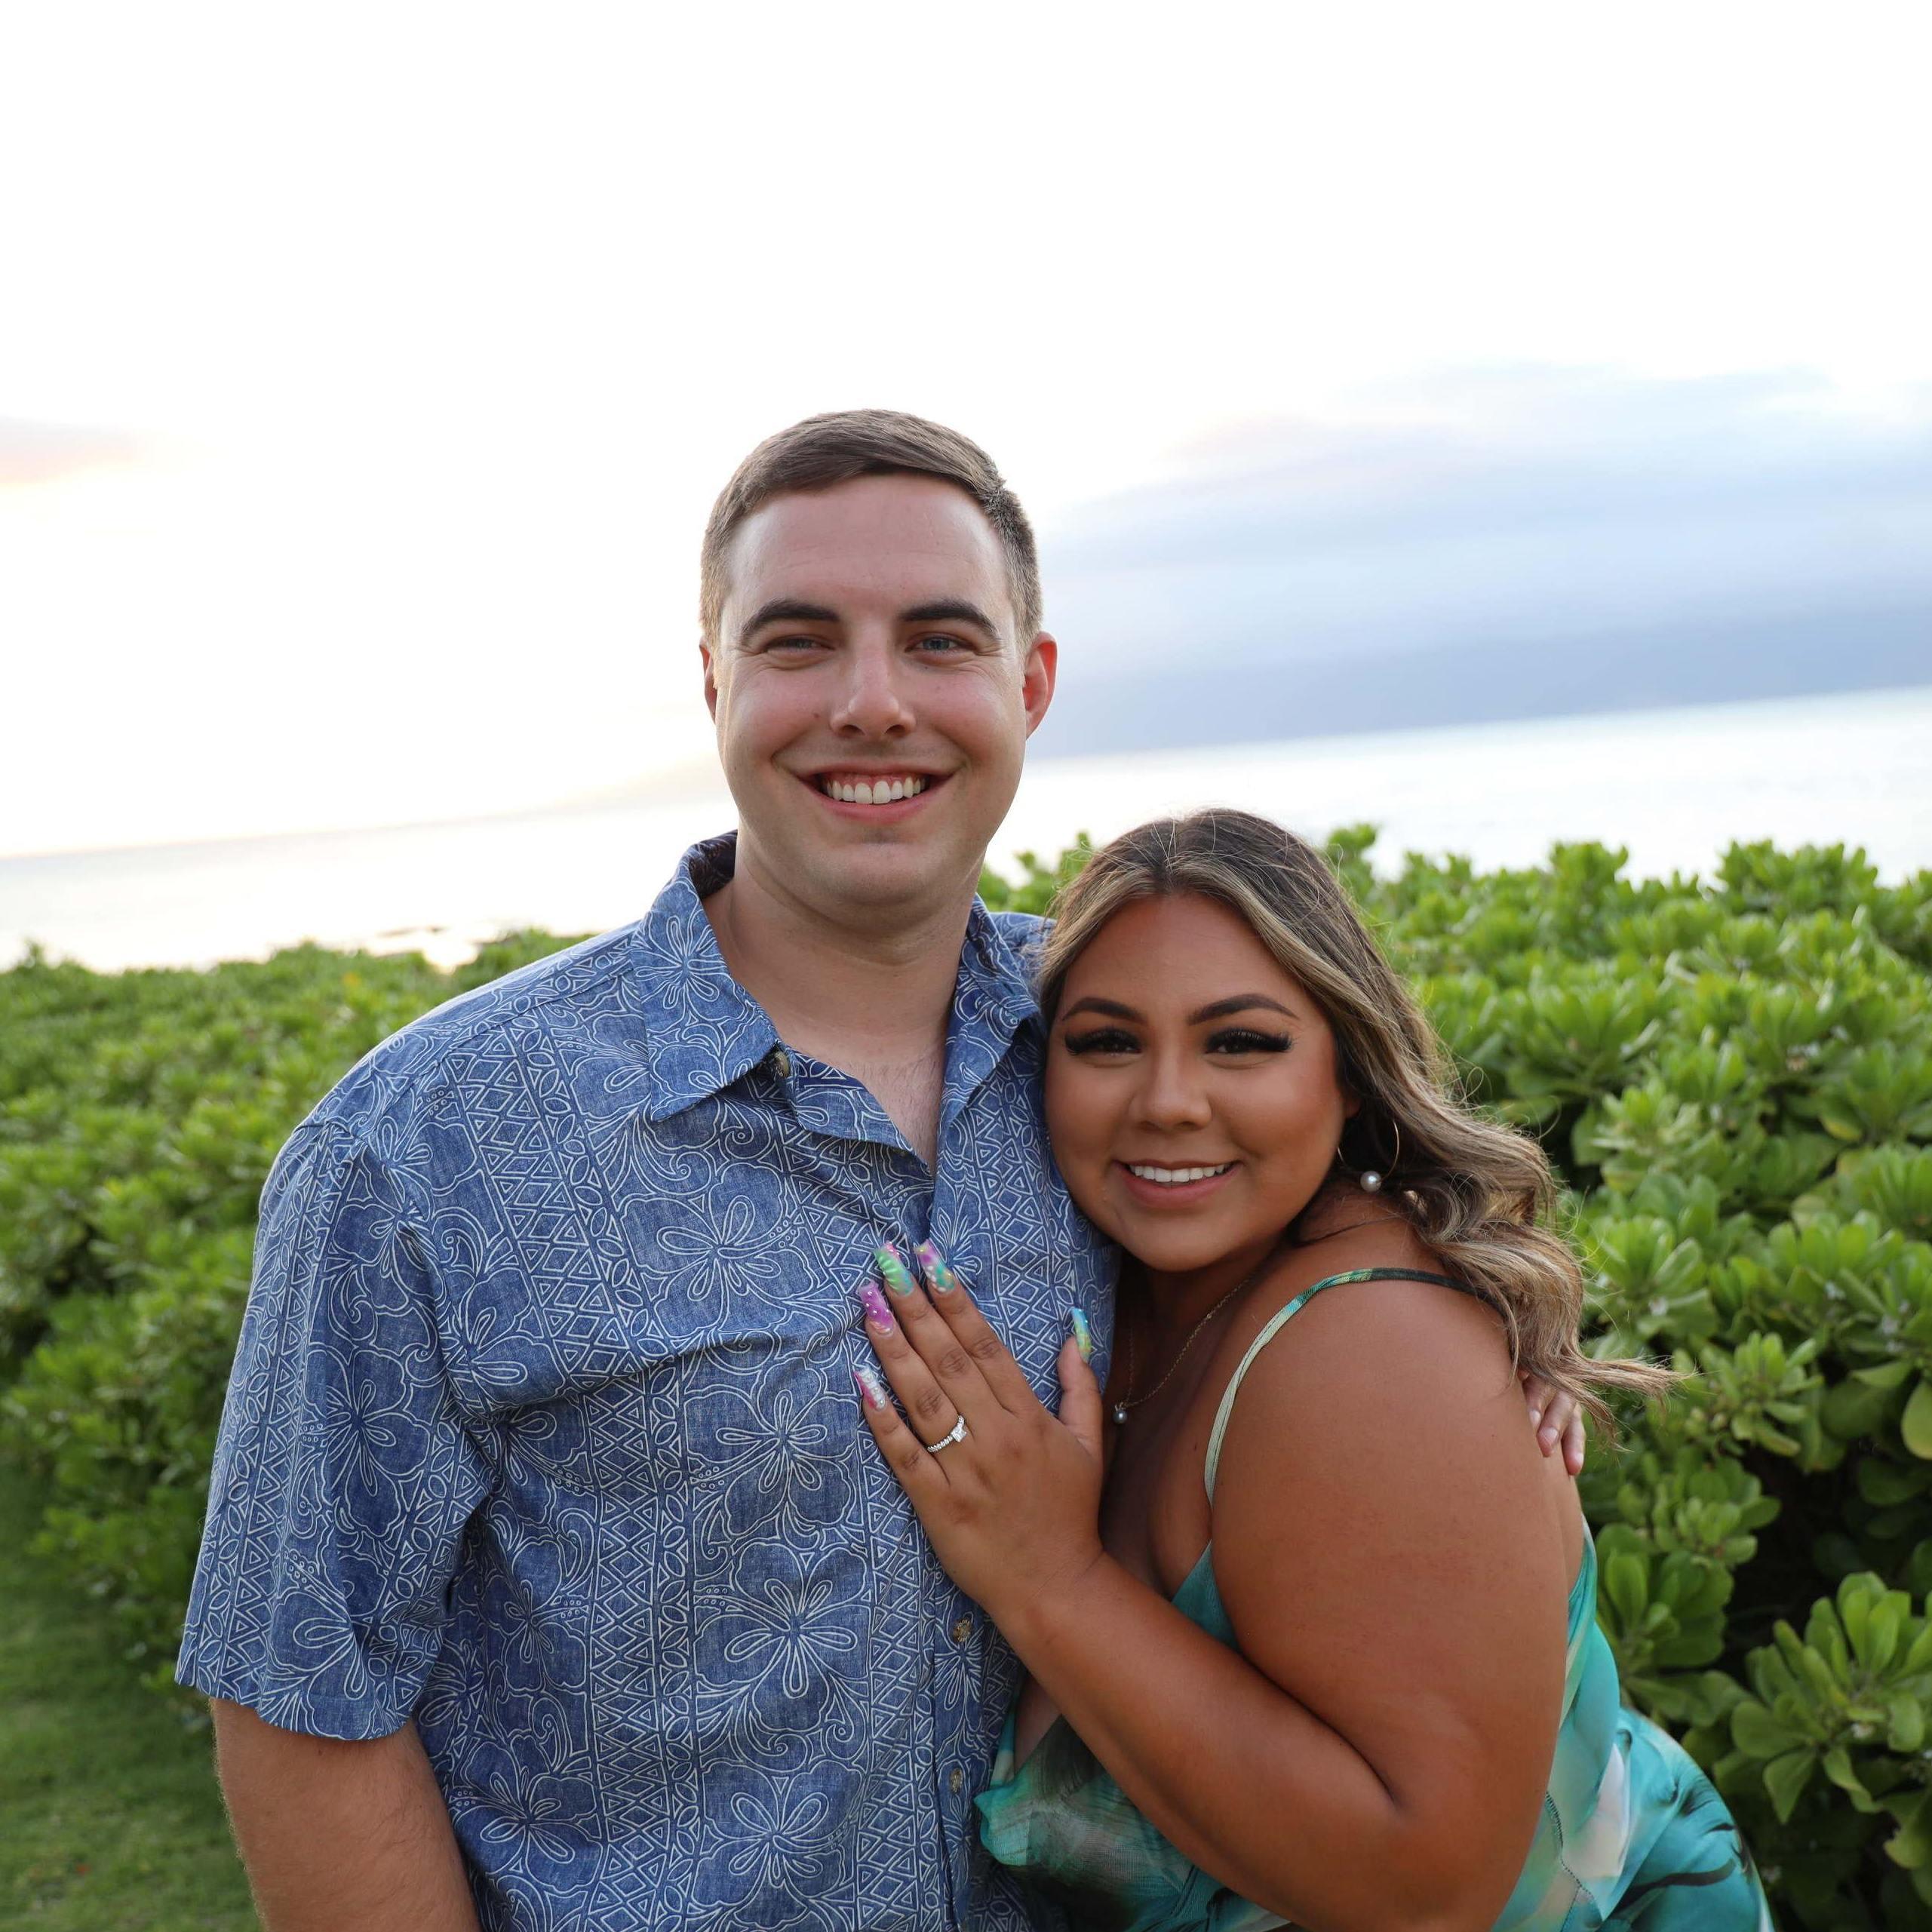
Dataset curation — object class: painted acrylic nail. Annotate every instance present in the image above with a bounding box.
[875,1244,917,1296]
[853,1365,889,1410]
[915,1240,958,1294]
[1070,1307,1095,1362]
[856,1282,896,1330]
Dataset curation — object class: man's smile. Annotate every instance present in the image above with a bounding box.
[800,767,951,815]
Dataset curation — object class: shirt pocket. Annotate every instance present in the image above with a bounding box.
[676,1316,869,1547]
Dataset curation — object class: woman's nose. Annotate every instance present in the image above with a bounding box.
[1132,1051,1214,1131]
[828,641,915,738]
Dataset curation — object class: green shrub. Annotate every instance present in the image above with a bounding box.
[4,834,1930,1924]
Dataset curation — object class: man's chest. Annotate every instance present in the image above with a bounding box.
[410,1063,1115,1812]
[416,1065,1115,1448]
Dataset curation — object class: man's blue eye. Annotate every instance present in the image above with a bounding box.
[914,634,971,653]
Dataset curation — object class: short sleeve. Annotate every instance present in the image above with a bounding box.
[176,1119,492,1739]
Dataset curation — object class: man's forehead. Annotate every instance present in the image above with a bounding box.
[723,475,1010,622]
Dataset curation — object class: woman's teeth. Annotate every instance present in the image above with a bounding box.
[819,775,929,805]
[1127,1163,1233,1186]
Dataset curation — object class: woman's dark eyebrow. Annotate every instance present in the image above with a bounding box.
[738,597,838,643]
[1060,997,1141,1023]
[1187,994,1297,1024]
[1059,994,1298,1026]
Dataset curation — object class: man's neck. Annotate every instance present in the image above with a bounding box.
[701,840,977,1163]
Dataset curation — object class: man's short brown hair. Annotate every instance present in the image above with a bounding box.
[699,409,1043,645]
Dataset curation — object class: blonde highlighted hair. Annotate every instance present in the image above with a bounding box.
[1038,809,1669,1426]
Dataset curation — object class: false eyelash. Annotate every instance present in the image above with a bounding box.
[1207,1029,1292,1054]
[1061,1030,1138,1055]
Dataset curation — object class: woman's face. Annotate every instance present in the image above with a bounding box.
[1043,892,1356,1279]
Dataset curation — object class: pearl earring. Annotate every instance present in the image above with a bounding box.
[1339,1118,1400,1194]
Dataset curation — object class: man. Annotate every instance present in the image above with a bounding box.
[178,410,1115,1931]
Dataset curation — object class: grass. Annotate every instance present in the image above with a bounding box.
[0,1466,259,1930]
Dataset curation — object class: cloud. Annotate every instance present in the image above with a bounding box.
[1031,367,1932,754]
[0,418,147,489]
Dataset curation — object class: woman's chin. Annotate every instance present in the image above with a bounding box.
[1069,1172,1301,1276]
[1107,1215,1254,1276]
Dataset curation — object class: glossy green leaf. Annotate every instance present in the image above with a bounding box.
[1763,1748,1817,1823]
[1904,1379,1932,1460]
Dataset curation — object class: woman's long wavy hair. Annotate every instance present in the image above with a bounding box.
[1037,809,1670,1426]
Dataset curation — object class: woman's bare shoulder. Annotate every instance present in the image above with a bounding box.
[1216,1203,1495,1365]
[1209,1227,1565,1645]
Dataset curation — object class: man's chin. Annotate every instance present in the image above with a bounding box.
[748,837,981,922]
[815,848,972,913]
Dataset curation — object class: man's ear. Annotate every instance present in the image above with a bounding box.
[1020,634,1058,736]
[701,639,720,721]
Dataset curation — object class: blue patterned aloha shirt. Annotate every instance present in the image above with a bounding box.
[177,832,1117,1932]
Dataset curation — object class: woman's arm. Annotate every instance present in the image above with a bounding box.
[859,1270,1571,1932]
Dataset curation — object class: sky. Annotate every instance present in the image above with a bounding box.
[1034,365,1932,753]
[4,2,1929,857]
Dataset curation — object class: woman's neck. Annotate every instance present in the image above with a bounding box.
[1132,1190,1408,1348]
[1132,1232,1290,1354]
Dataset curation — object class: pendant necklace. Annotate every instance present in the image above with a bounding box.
[1110,1236,1289,1427]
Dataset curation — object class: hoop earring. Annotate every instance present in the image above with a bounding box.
[1338,1117,1401,1194]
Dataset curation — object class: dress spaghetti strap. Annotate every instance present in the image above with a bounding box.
[1202,1267,1478,1501]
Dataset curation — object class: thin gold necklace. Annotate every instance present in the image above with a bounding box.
[1110,1238,1289,1427]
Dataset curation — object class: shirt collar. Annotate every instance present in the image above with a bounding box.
[629,834,782,1123]
[628,833,1042,1126]
[943,901,1046,1114]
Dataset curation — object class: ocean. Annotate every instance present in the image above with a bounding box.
[5,686,1928,974]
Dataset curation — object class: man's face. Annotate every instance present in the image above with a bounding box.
[704,473,1055,924]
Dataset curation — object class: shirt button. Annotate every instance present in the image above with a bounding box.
[770,1048,792,1078]
[950,1617,972,1645]
[948,1767,964,1795]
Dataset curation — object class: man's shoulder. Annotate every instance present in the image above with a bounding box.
[986,908,1052,959]
[306,923,644,1142]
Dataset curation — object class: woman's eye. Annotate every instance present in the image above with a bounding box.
[1206,1028,1291,1055]
[1062,1028,1139,1056]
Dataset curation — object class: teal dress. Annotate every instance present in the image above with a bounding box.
[976,1269,1774,1932]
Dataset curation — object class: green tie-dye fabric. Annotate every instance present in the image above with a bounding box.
[976,1270,1775,1932]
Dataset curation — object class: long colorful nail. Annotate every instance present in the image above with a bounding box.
[915,1241,958,1294]
[856,1282,895,1329]
[853,1365,889,1410]
[1070,1308,1095,1362]
[875,1244,917,1297]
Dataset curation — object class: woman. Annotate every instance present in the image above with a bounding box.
[852,811,1771,1932]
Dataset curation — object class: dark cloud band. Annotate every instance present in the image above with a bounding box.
[1034,367,1932,754]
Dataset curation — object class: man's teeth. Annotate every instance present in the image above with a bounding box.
[822,775,928,805]
[1127,1163,1233,1185]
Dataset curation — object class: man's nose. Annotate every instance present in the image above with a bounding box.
[828,639,916,739]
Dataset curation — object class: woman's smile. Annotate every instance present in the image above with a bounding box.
[1114,1159,1239,1207]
